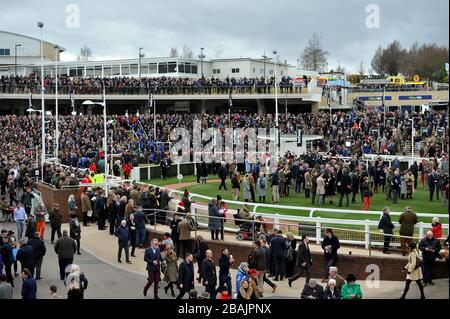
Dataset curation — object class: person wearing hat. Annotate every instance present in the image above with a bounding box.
[398,207,418,256]
[300,279,324,299]
[431,217,442,239]
[341,274,362,299]
[400,242,425,299]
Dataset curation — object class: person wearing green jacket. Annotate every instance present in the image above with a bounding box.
[340,274,362,299]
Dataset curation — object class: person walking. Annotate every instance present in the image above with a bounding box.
[192,235,208,283]
[231,173,241,201]
[217,248,234,297]
[419,231,441,287]
[249,240,266,295]
[68,194,77,216]
[13,203,27,239]
[163,244,178,297]
[270,230,287,281]
[218,163,228,190]
[208,199,221,240]
[16,239,34,276]
[321,229,340,281]
[115,219,131,264]
[108,195,120,235]
[27,232,46,280]
[398,207,418,256]
[288,235,312,287]
[400,242,425,299]
[34,200,47,240]
[65,264,88,299]
[143,238,163,299]
[201,249,217,299]
[127,213,137,257]
[261,238,277,293]
[54,230,77,281]
[378,207,395,254]
[49,203,62,244]
[337,169,352,207]
[21,268,37,300]
[133,204,147,249]
[1,236,14,287]
[69,213,82,255]
[177,214,194,259]
[176,253,195,299]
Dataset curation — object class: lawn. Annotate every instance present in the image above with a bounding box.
[142,176,449,223]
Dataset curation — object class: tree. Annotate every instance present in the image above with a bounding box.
[371,45,385,76]
[381,41,405,75]
[169,47,179,57]
[300,33,329,71]
[181,44,194,59]
[77,44,93,61]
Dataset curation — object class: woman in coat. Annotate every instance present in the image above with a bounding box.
[285,233,297,278]
[361,176,372,211]
[400,172,407,199]
[243,174,252,202]
[325,172,336,205]
[316,173,326,205]
[69,213,82,255]
[68,195,77,216]
[256,173,267,203]
[163,245,178,297]
[208,199,221,240]
[400,243,425,299]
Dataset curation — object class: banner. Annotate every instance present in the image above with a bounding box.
[296,128,302,147]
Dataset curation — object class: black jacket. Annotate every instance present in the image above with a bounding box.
[170,219,180,240]
[193,240,208,261]
[219,254,232,276]
[321,235,340,261]
[201,258,217,287]
[69,219,81,239]
[177,260,195,292]
[270,235,287,259]
[324,287,341,300]
[249,247,267,271]
[49,209,62,228]
[378,214,395,234]
[16,245,34,269]
[27,237,46,259]
[297,241,312,267]
[218,166,228,180]
[419,237,442,260]
[338,173,352,194]
[301,284,324,299]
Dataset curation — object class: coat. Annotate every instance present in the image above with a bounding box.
[69,219,81,240]
[301,284,324,299]
[144,246,162,272]
[270,235,287,259]
[297,241,312,267]
[201,258,217,287]
[324,287,341,300]
[49,209,62,228]
[16,245,34,270]
[398,211,418,236]
[114,225,131,244]
[163,250,178,283]
[177,219,193,241]
[316,176,326,195]
[256,177,267,197]
[341,283,363,299]
[177,260,195,292]
[304,172,312,190]
[419,237,441,260]
[378,214,395,234]
[81,193,91,213]
[21,277,37,299]
[208,203,221,231]
[404,249,423,281]
[249,247,267,271]
[321,235,340,261]
[54,235,77,259]
[27,237,46,259]
[0,282,13,299]
[243,178,252,200]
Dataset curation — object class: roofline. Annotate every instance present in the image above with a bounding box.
[0,30,65,52]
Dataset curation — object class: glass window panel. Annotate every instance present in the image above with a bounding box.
[149,63,157,74]
[178,63,185,73]
[103,66,112,76]
[140,64,149,75]
[86,66,94,76]
[121,65,129,75]
[112,66,120,75]
[191,64,198,74]
[158,62,168,74]
[69,67,77,77]
[130,64,138,75]
[168,62,177,73]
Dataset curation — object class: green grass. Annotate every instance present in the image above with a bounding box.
[142,176,448,223]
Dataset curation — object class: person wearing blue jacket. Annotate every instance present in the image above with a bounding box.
[114,219,131,264]
[143,238,163,299]
[235,262,249,295]
[21,268,37,299]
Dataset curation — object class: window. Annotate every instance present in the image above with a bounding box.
[58,66,68,76]
[121,65,130,75]
[140,64,149,75]
[0,49,10,56]
[232,68,240,74]
[168,62,177,73]
[94,65,102,76]
[86,66,94,76]
[213,69,221,74]
[183,63,191,73]
[69,67,77,77]
[103,66,112,76]
[158,62,168,74]
[112,65,120,75]
[149,63,157,74]
[191,64,198,74]
[178,63,185,73]
[130,64,138,75]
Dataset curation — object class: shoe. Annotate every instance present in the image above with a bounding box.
[164,286,169,294]
[36,277,43,280]
[273,277,279,281]
[288,279,292,287]
[118,260,122,263]
[143,288,147,297]
[131,254,136,257]
[154,296,160,299]
[429,281,435,286]
[77,252,82,255]
[126,261,132,264]
[272,285,277,293]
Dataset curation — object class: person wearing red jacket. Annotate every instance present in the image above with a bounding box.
[123,162,132,180]
[431,217,443,239]
[89,162,97,173]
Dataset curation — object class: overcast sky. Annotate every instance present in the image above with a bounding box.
[2,0,448,73]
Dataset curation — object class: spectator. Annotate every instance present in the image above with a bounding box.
[301,279,324,299]
[34,200,47,239]
[54,230,77,281]
[21,268,37,300]
[143,238,163,299]
[49,285,63,299]
[324,278,341,299]
[27,232,46,280]
[13,203,27,239]
[177,214,194,263]
[16,239,34,276]
[162,244,178,297]
[114,219,131,264]
[235,262,250,295]
[69,213,82,255]
[288,235,312,287]
[341,274,363,299]
[419,231,442,287]
[0,274,13,299]
[237,279,255,299]
[176,253,195,299]
[192,235,208,283]
[378,207,395,254]
[431,217,442,239]
[65,264,88,300]
[270,230,287,281]
[400,242,425,299]
[217,248,233,297]
[321,228,340,281]
[398,207,418,256]
[49,203,63,244]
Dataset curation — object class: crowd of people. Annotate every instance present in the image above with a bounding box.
[0,75,303,96]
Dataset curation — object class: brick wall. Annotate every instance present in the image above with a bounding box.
[147,229,448,281]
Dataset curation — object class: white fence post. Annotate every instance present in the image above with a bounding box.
[148,166,151,180]
[275,213,280,230]
[316,217,322,245]
[419,222,424,238]
[365,220,370,250]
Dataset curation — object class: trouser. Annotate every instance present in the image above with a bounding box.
[318,194,324,205]
[385,188,391,200]
[109,217,116,235]
[58,258,73,280]
[289,265,311,284]
[251,188,256,202]
[323,257,336,278]
[217,274,232,296]
[429,186,435,201]
[82,211,89,226]
[136,228,147,247]
[257,271,265,289]
[263,272,275,288]
[362,196,371,210]
[401,279,425,299]
[144,270,161,298]
[36,221,45,239]
[338,193,349,207]
[197,174,201,183]
[211,229,220,240]
[383,234,391,252]
[311,192,316,205]
[206,284,217,299]
[9,193,18,206]
[197,258,205,280]
[4,263,13,287]
[232,189,239,201]
[16,220,25,238]
[130,236,136,255]
[176,289,189,299]
[274,257,285,279]
[295,180,302,193]
[413,175,418,190]
[392,189,399,204]
[179,240,191,259]
[98,213,106,230]
[219,179,227,190]
[51,226,62,242]
[118,242,130,262]
[72,236,81,254]
[305,189,310,198]
[422,258,435,284]
[259,196,266,203]
[400,236,412,255]
[272,186,279,202]
[351,191,358,203]
[34,256,43,279]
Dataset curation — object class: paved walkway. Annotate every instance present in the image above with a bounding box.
[3,222,448,299]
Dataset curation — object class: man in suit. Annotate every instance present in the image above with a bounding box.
[288,235,312,287]
[143,238,163,299]
[338,168,352,207]
[201,249,217,299]
[269,230,287,281]
[177,253,195,299]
